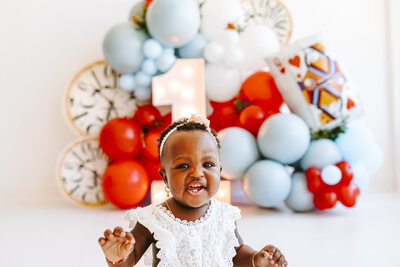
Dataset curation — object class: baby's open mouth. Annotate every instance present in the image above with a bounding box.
[186,182,206,194]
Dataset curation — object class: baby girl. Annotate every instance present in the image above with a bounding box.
[98,115,288,267]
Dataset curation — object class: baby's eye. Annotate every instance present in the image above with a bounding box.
[175,163,189,169]
[204,162,215,168]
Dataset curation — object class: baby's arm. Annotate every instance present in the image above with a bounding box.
[233,224,288,267]
[98,222,153,266]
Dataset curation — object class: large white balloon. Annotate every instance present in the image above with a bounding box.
[239,25,280,71]
[205,63,241,102]
[200,0,243,41]
[219,29,240,47]
[218,127,260,180]
[204,42,224,63]
[146,0,200,47]
[223,46,244,67]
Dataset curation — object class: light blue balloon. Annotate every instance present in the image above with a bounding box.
[285,172,314,212]
[135,71,152,87]
[156,52,176,73]
[143,39,163,59]
[163,47,175,55]
[356,143,383,174]
[178,33,208,58]
[146,0,201,47]
[134,86,151,101]
[300,139,342,170]
[336,125,375,162]
[119,74,136,91]
[103,23,147,73]
[257,114,310,164]
[243,160,291,208]
[141,59,158,76]
[218,127,260,180]
[351,162,369,191]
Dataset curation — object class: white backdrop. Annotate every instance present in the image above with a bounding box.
[0,0,397,202]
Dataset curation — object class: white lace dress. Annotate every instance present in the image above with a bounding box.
[124,198,241,267]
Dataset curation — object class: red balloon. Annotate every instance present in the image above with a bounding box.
[305,167,324,193]
[337,183,360,207]
[240,71,283,113]
[208,99,240,131]
[313,188,338,210]
[138,153,163,181]
[143,128,162,160]
[239,105,271,136]
[132,105,162,133]
[335,161,353,185]
[99,118,142,160]
[160,113,172,130]
[102,160,149,209]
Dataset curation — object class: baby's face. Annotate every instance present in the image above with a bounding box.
[160,130,221,208]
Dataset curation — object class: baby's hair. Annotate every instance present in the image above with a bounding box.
[158,118,220,160]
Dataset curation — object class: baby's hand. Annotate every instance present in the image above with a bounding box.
[98,226,135,262]
[253,245,288,267]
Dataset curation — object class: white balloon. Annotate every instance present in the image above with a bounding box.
[200,0,243,41]
[219,29,240,46]
[321,165,342,185]
[204,42,224,63]
[239,25,280,71]
[223,46,244,67]
[205,63,241,102]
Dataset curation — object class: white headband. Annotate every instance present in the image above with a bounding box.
[159,114,219,158]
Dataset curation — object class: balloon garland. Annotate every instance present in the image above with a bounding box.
[58,0,383,212]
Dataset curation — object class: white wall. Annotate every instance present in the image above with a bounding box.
[388,0,400,191]
[0,0,397,202]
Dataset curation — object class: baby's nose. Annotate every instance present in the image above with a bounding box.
[190,165,204,177]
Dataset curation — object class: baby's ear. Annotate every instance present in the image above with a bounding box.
[158,168,167,184]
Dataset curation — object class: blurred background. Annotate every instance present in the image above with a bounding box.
[0,0,398,202]
[0,1,399,267]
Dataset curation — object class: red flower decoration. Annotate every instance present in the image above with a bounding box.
[305,161,360,210]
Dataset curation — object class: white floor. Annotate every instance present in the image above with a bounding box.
[1,193,399,267]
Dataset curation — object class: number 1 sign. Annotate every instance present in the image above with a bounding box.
[152,58,207,121]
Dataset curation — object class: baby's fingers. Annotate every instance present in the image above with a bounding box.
[113,226,126,237]
[104,229,114,240]
[98,237,106,246]
[125,232,135,243]
[272,249,281,264]
[275,254,287,267]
